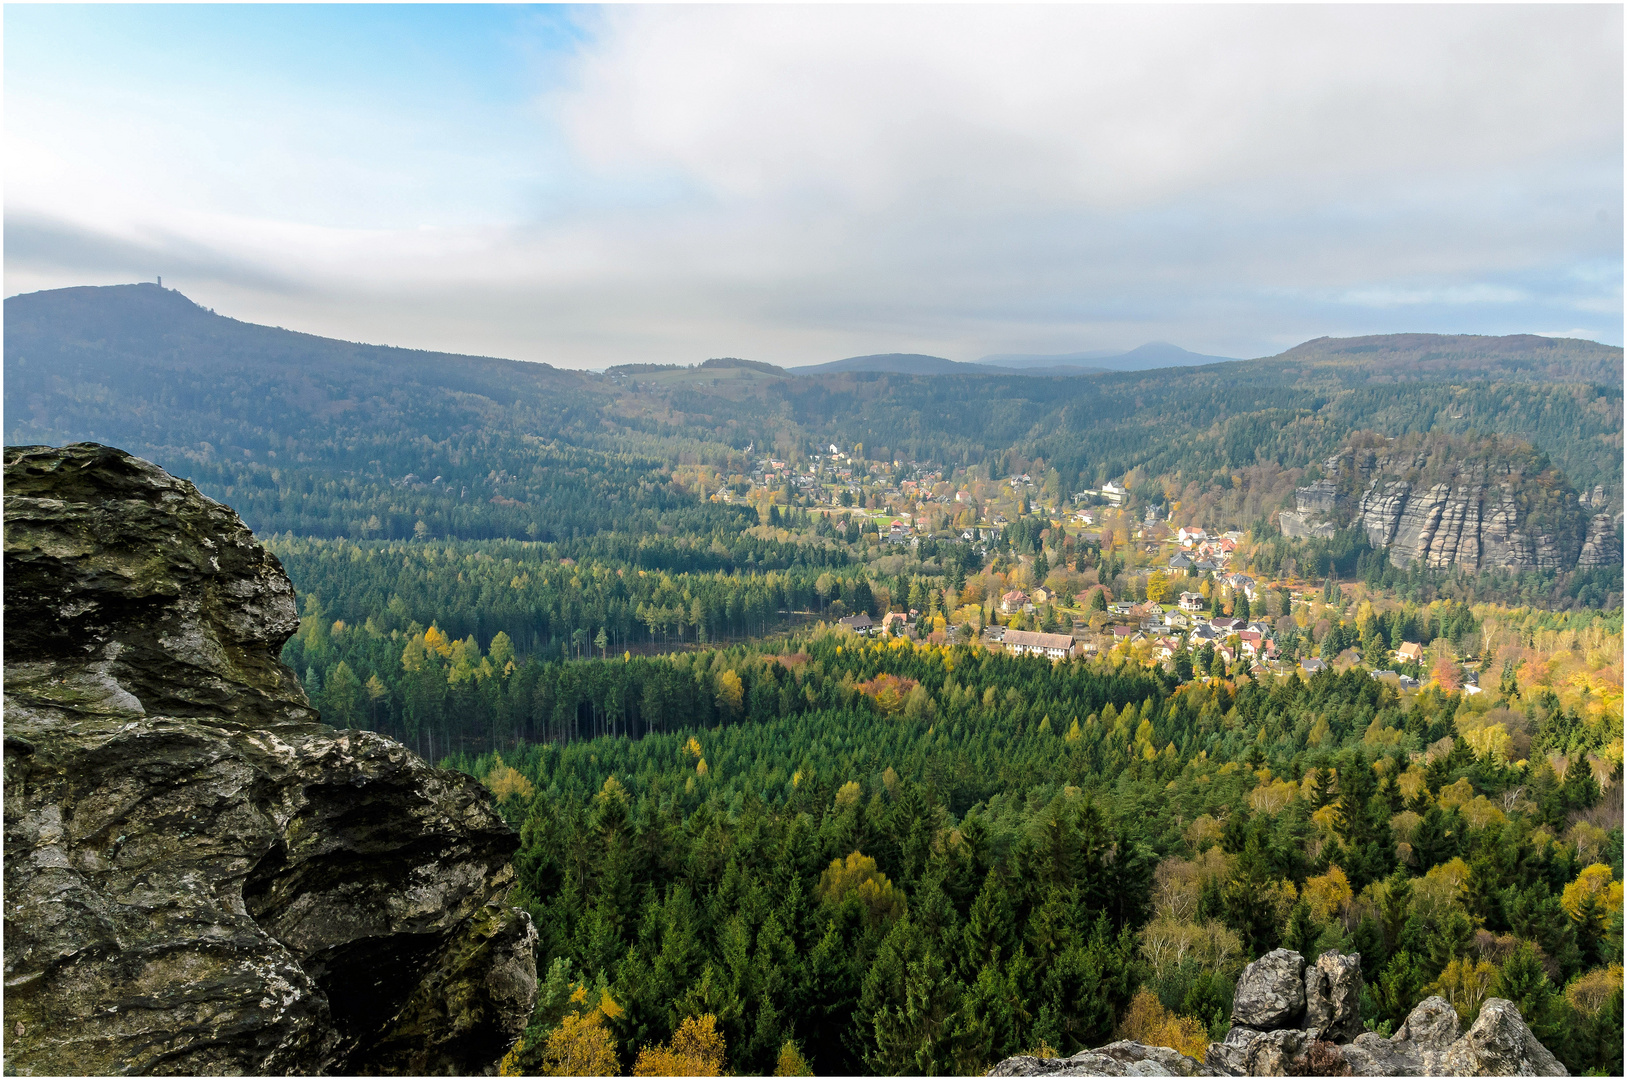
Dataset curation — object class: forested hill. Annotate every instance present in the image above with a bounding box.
[1268,333,1623,386]
[4,284,1622,542]
[4,284,702,542]
[5,282,603,447]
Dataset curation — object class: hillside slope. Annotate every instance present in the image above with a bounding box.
[5,284,1621,543]
[1266,332,1621,385]
[4,284,747,542]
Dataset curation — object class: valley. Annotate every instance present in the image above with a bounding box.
[3,283,1622,1076]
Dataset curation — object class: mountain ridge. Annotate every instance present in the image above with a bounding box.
[979,341,1240,371]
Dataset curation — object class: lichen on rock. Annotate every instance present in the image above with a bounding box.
[3,443,536,1076]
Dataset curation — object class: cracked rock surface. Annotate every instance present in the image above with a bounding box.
[3,443,536,1076]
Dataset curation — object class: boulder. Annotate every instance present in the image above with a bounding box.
[1203,963,1569,1077]
[1302,950,1364,1043]
[1438,1000,1566,1077]
[1231,949,1307,1030]
[1240,1029,1315,1076]
[1394,996,1463,1050]
[1205,1025,1261,1076]
[3,444,537,1075]
[1340,996,1567,1077]
[987,1041,1218,1076]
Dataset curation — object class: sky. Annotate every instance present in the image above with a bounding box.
[5,4,1623,368]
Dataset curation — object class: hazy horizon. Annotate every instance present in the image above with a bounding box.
[6,5,1622,368]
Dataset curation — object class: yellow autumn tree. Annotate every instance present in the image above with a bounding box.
[773,1039,814,1076]
[1561,864,1625,920]
[1117,988,1210,1060]
[400,633,429,672]
[423,624,454,657]
[1566,964,1625,1016]
[715,670,745,717]
[1301,866,1353,925]
[537,1012,619,1076]
[1430,957,1500,1021]
[819,852,906,925]
[633,1014,726,1076]
[485,755,535,804]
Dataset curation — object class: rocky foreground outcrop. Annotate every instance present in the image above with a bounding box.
[3,444,537,1075]
[988,948,1565,1077]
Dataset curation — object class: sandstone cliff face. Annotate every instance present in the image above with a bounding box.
[1355,478,1576,573]
[1279,436,1599,574]
[3,443,536,1075]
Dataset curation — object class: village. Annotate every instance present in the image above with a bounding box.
[705,444,1467,689]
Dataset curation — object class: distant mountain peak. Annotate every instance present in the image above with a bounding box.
[788,353,1000,376]
[977,342,1239,372]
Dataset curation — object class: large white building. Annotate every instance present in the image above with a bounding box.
[1002,629,1076,659]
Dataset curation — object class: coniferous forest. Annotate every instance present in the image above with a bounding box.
[5,284,1623,1075]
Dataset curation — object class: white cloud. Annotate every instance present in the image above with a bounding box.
[4,5,1621,363]
[556,6,1619,210]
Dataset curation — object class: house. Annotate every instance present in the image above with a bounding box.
[1109,602,1135,616]
[1003,629,1076,660]
[1210,617,1242,633]
[1000,589,1029,613]
[1164,610,1190,629]
[1190,624,1220,646]
[1169,552,1194,571]
[1111,625,1138,642]
[880,612,909,636]
[1237,630,1263,657]
[1031,587,1051,605]
[1178,526,1208,546]
[1179,591,1206,613]
[982,624,1007,643]
[1397,641,1425,663]
[839,613,874,635]
[1300,657,1327,675]
[1101,481,1128,506]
